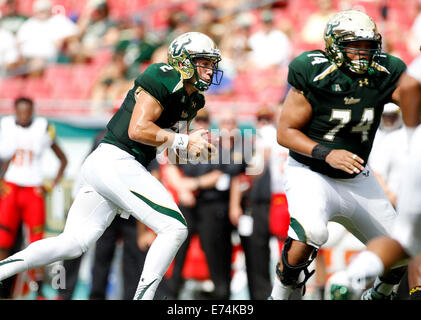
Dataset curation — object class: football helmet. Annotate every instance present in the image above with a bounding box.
[324,10,382,74]
[168,32,223,91]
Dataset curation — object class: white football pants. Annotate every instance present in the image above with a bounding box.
[0,143,188,300]
[392,125,421,257]
[285,156,397,248]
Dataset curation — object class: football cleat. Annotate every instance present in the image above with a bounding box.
[329,283,353,300]
[325,271,362,300]
[361,288,395,300]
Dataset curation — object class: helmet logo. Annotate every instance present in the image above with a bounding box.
[325,21,340,37]
[171,38,192,57]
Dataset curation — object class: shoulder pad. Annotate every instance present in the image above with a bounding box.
[288,50,334,92]
[372,52,406,76]
[141,63,184,94]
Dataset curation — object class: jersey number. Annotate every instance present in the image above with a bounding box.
[323,108,374,142]
[11,149,33,166]
[160,65,174,72]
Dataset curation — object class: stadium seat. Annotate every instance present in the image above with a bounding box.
[22,77,51,99]
[91,49,113,68]
[44,65,73,84]
[0,77,24,99]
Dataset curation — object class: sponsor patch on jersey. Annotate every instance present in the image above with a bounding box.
[358,78,369,87]
[344,97,361,104]
[331,84,342,92]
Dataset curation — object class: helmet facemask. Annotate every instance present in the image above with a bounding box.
[189,54,223,91]
[337,37,382,74]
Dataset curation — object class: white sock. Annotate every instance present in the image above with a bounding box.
[346,251,385,290]
[270,276,293,300]
[0,234,83,282]
[133,228,187,300]
[133,273,162,300]
[0,256,29,281]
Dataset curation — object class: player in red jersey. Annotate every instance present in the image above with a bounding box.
[0,96,67,298]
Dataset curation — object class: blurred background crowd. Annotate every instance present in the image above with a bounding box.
[0,0,419,300]
[0,0,419,117]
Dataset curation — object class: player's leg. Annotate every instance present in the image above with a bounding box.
[330,171,409,299]
[408,253,421,300]
[269,159,335,300]
[82,144,188,300]
[89,217,119,300]
[20,186,46,298]
[0,182,20,298]
[0,186,117,282]
[163,205,195,299]
[270,237,317,300]
[0,182,20,261]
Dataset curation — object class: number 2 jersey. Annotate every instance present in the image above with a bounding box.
[102,63,205,167]
[287,50,406,179]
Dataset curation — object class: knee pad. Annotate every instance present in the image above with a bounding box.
[276,237,318,294]
[289,217,328,248]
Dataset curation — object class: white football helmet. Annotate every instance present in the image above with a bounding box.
[324,10,382,74]
[168,32,223,91]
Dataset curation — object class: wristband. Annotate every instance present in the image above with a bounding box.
[311,144,332,161]
[171,133,189,150]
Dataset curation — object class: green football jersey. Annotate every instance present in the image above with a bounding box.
[287,50,406,179]
[102,63,205,167]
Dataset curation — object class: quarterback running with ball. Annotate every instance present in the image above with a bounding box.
[0,31,222,300]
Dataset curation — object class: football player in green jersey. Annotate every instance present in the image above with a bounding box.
[269,10,408,300]
[328,55,421,300]
[0,32,223,300]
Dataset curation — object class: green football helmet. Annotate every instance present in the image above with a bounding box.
[324,10,382,74]
[168,32,223,91]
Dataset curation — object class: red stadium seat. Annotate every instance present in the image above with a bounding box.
[0,77,24,99]
[22,77,51,99]
[44,64,73,84]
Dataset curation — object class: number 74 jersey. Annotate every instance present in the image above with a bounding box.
[287,49,406,179]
